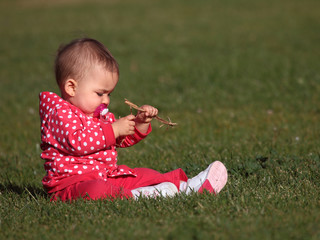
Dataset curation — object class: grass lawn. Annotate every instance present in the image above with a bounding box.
[0,0,319,239]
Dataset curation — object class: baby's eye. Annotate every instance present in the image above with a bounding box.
[96,92,104,97]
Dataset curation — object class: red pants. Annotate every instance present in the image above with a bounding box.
[50,168,188,201]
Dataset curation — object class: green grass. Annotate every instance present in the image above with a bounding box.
[0,0,319,239]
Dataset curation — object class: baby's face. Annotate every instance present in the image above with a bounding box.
[70,64,118,117]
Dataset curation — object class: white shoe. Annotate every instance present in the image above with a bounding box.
[132,182,178,199]
[185,161,228,195]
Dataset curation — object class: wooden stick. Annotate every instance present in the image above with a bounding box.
[124,99,177,127]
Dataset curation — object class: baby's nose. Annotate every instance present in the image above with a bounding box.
[102,96,110,105]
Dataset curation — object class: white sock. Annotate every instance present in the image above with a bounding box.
[184,164,212,194]
[179,181,188,192]
[131,189,145,200]
[131,182,178,199]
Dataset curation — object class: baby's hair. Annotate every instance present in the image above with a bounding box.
[54,38,119,88]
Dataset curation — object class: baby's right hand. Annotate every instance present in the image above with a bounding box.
[111,115,136,139]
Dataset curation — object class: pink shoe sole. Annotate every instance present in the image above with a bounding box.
[198,161,228,194]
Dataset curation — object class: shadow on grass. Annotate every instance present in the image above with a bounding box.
[0,182,47,198]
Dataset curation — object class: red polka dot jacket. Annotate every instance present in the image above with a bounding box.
[39,92,151,193]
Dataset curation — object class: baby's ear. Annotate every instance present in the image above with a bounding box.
[64,79,77,97]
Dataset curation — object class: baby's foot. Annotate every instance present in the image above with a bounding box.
[186,161,228,194]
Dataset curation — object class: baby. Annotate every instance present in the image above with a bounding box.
[39,38,228,201]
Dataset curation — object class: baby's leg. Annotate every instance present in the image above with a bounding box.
[109,166,188,191]
[50,179,133,201]
[108,167,187,199]
[75,179,134,199]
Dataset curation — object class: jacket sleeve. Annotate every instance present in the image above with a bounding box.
[116,124,152,148]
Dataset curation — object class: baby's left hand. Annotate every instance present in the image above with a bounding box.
[135,105,158,124]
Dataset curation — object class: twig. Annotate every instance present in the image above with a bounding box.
[124,99,177,127]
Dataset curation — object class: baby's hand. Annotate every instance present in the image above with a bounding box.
[135,105,158,124]
[111,115,136,138]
